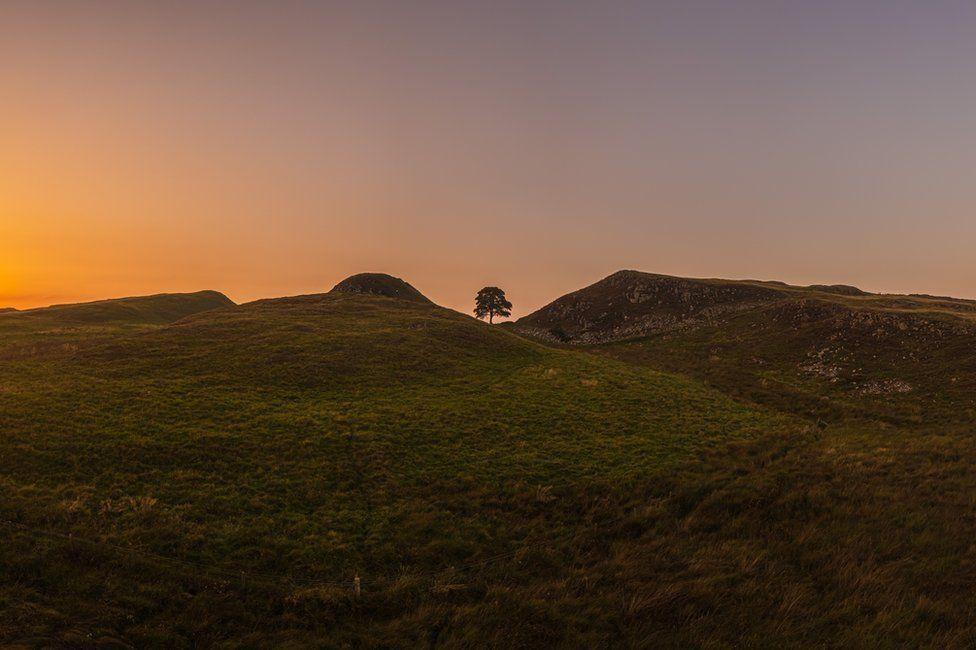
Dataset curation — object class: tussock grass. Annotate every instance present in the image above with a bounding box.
[0,293,794,646]
[4,289,975,645]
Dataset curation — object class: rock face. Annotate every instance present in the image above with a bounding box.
[514,270,785,344]
[329,273,433,304]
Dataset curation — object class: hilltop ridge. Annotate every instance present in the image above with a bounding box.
[512,269,976,424]
[515,269,976,345]
[329,272,432,304]
[0,290,236,359]
[2,290,234,325]
[515,270,786,344]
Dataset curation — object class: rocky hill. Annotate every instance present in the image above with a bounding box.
[514,270,787,344]
[515,270,976,424]
[329,272,432,303]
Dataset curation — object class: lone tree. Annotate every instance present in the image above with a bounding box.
[474,287,512,324]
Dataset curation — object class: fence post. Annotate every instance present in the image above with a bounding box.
[354,573,361,597]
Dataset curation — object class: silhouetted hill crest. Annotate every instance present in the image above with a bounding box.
[807,284,867,296]
[329,273,432,304]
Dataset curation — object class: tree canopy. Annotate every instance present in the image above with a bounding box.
[474,287,512,324]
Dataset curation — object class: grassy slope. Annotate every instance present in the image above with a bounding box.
[6,290,234,324]
[595,294,976,428]
[0,293,797,646]
[501,272,976,647]
[576,279,976,646]
[516,270,976,426]
[0,291,235,358]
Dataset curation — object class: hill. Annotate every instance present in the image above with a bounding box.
[7,290,234,325]
[514,270,786,344]
[329,272,432,303]
[0,290,235,360]
[0,289,796,646]
[514,270,976,425]
[807,283,868,296]
[7,277,976,645]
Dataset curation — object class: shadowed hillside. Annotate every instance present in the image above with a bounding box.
[514,270,787,343]
[516,270,976,347]
[516,270,976,425]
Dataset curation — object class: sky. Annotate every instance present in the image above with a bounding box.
[3,1,976,318]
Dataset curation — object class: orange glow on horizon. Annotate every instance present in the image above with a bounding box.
[3,3,976,316]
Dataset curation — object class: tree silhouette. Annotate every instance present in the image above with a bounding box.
[474,287,512,324]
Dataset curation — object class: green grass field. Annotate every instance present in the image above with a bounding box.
[5,284,976,646]
[0,292,807,646]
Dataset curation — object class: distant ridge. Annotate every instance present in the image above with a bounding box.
[0,307,17,314]
[329,273,433,304]
[3,290,234,325]
[807,284,867,296]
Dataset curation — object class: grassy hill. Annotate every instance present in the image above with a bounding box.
[0,290,796,646]
[504,271,976,645]
[6,290,233,325]
[0,291,234,360]
[517,270,976,425]
[6,277,976,645]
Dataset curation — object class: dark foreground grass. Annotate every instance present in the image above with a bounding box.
[1,294,799,646]
[5,292,976,646]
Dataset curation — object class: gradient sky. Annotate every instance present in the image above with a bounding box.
[3,1,976,317]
